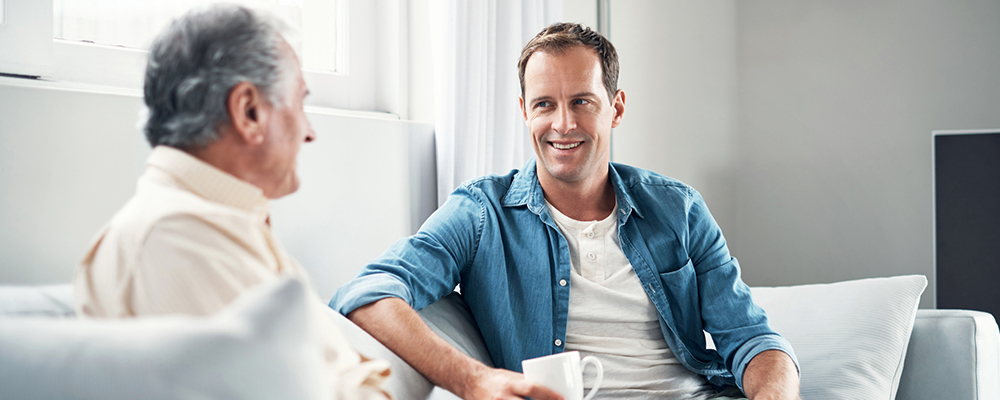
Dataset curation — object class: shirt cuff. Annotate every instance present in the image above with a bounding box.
[328,273,413,315]
[732,333,800,391]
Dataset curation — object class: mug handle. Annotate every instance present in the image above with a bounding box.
[580,356,603,400]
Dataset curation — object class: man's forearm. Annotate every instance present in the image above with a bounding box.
[347,297,562,400]
[348,297,487,396]
[741,350,801,400]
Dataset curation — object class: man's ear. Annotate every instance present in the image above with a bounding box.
[519,96,528,122]
[226,81,267,145]
[610,89,626,128]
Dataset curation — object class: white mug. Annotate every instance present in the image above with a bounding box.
[521,351,603,400]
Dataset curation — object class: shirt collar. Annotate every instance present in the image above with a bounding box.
[502,158,643,221]
[146,146,270,215]
[608,162,643,221]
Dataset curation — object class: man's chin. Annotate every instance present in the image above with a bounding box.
[540,164,588,185]
[266,178,300,199]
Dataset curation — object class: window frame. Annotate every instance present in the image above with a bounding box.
[0,0,404,115]
[0,0,53,77]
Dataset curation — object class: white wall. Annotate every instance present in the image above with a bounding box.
[607,0,1000,309]
[0,81,143,285]
[407,0,435,123]
[0,78,436,300]
[272,111,435,298]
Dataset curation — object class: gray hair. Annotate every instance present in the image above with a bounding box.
[143,4,292,149]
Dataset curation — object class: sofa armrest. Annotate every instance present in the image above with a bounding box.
[418,292,494,368]
[328,292,493,400]
[896,309,1000,400]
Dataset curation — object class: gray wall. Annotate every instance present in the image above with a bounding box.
[734,0,1000,309]
[611,0,1000,309]
[611,1,739,232]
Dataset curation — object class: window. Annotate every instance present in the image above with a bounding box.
[53,0,343,73]
[0,0,53,77]
[0,0,403,115]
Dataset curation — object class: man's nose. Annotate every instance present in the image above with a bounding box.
[304,123,316,143]
[552,106,576,134]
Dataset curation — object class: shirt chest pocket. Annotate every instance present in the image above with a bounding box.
[657,260,703,337]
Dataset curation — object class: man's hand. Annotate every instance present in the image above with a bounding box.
[348,298,562,400]
[741,350,801,400]
[460,365,563,400]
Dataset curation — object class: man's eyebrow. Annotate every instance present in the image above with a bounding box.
[528,95,554,105]
[529,92,600,103]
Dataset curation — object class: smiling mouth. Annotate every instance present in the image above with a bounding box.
[550,142,582,150]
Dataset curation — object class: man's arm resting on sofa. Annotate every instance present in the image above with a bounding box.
[348,297,562,400]
[741,350,801,400]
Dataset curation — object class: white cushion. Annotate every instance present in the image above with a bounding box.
[0,284,74,317]
[750,275,927,400]
[0,277,328,400]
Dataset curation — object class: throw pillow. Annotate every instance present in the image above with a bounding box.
[0,277,328,400]
[750,275,927,400]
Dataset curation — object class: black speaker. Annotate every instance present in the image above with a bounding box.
[934,130,1000,318]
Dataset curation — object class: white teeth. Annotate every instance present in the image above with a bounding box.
[552,142,581,150]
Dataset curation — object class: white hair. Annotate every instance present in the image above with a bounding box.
[142,4,296,149]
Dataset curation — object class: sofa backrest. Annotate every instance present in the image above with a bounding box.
[3,284,1000,400]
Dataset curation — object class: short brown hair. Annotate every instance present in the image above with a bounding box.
[517,22,619,103]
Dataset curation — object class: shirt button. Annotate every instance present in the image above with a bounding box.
[586,232,595,238]
[554,339,563,346]
[559,279,567,286]
[587,253,597,260]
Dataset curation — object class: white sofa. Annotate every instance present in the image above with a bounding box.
[1,275,997,400]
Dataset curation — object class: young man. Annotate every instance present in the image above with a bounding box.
[332,23,800,400]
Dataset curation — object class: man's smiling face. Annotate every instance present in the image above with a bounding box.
[520,45,624,188]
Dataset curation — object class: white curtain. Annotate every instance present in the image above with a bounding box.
[429,0,562,204]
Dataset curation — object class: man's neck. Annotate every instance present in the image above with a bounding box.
[189,136,272,198]
[539,167,616,222]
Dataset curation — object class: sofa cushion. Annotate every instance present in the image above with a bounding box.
[750,275,927,400]
[0,284,74,317]
[0,277,328,400]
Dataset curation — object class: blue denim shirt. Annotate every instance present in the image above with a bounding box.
[330,159,797,390]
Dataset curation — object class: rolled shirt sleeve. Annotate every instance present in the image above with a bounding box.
[684,189,799,389]
[331,184,486,314]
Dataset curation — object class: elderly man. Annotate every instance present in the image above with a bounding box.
[74,5,389,399]
[332,23,800,400]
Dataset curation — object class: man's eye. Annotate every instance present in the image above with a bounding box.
[536,101,550,108]
[573,99,589,105]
